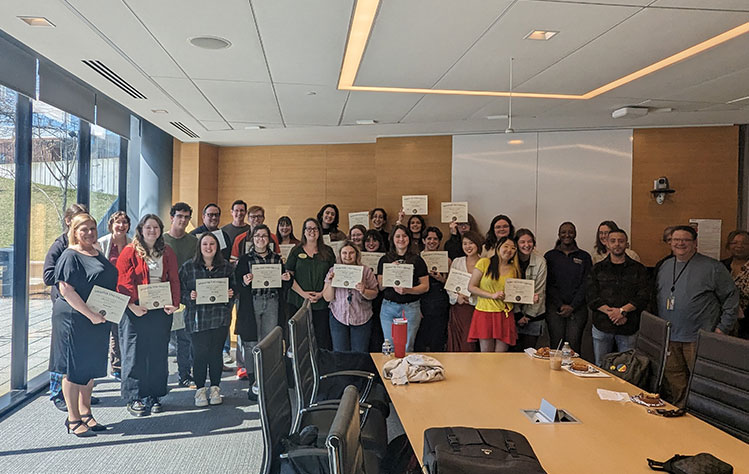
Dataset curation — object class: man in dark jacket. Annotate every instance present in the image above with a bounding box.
[587,229,650,366]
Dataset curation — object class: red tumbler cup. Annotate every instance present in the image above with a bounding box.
[392,317,408,358]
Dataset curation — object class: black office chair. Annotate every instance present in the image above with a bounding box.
[685,330,749,443]
[288,305,388,458]
[635,311,671,393]
[327,385,380,474]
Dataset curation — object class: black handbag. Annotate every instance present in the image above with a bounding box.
[602,349,651,387]
[423,427,547,474]
[647,453,733,474]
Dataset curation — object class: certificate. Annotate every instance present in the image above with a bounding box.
[331,264,364,289]
[348,211,370,230]
[361,252,385,271]
[212,230,227,250]
[329,239,346,256]
[252,263,282,289]
[196,277,229,304]
[504,278,535,304]
[323,234,332,245]
[402,195,428,215]
[441,202,468,223]
[382,263,414,288]
[86,285,129,324]
[444,269,472,297]
[171,307,186,331]
[279,244,295,263]
[137,281,173,309]
[421,251,449,273]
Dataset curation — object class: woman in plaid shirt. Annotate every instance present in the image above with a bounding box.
[179,232,237,407]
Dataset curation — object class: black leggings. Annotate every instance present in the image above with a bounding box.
[191,326,229,388]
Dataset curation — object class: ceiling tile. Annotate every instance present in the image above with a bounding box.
[274,83,349,126]
[195,79,282,123]
[153,77,223,121]
[653,0,749,11]
[340,91,425,125]
[401,95,494,123]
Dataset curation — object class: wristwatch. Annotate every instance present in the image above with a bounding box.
[620,308,628,317]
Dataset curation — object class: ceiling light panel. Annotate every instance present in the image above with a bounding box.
[353,0,514,89]
[18,16,55,27]
[524,30,557,41]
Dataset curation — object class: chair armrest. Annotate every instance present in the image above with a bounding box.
[319,370,375,402]
[280,447,328,460]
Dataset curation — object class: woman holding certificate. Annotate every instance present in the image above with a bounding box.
[416,227,450,352]
[369,208,389,249]
[287,218,337,350]
[348,225,367,250]
[322,242,379,352]
[317,204,347,241]
[235,224,290,398]
[482,215,515,257]
[467,237,519,352]
[444,213,479,260]
[54,213,116,437]
[179,232,236,407]
[276,216,300,246]
[362,229,386,351]
[446,231,483,352]
[377,225,429,352]
[513,229,547,350]
[117,214,180,417]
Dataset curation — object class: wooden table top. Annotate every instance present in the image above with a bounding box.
[371,352,748,473]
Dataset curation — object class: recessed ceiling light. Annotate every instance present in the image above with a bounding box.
[486,114,508,120]
[243,125,265,130]
[524,30,558,41]
[306,91,317,96]
[508,139,524,145]
[18,16,55,27]
[151,109,168,114]
[355,119,378,125]
[727,95,749,104]
[188,36,232,50]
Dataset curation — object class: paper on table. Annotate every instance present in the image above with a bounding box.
[331,264,364,289]
[402,195,428,215]
[597,388,631,402]
[441,202,468,223]
[196,277,229,304]
[382,263,414,288]
[523,347,537,359]
[563,365,611,378]
[361,252,385,271]
[212,230,227,250]
[86,285,130,324]
[348,211,370,230]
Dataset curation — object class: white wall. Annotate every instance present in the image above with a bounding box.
[452,130,633,255]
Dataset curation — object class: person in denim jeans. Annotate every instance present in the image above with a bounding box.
[377,225,429,352]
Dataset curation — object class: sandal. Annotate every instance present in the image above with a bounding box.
[65,419,96,438]
[81,413,108,432]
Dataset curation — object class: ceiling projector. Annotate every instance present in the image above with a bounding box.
[612,106,649,119]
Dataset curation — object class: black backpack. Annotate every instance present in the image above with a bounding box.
[602,349,651,388]
[423,427,547,474]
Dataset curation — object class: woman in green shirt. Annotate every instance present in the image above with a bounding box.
[286,218,336,350]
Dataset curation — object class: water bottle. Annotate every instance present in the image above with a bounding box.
[382,339,393,357]
[562,342,572,366]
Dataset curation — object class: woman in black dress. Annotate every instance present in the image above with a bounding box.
[54,213,117,437]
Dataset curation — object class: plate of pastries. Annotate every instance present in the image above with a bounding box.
[631,392,665,407]
[568,361,599,374]
[533,347,579,359]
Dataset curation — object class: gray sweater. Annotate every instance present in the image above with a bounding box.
[656,253,738,342]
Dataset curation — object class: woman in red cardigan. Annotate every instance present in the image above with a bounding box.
[117,214,180,417]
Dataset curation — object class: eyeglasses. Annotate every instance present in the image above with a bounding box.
[248,214,264,219]
[253,234,269,240]
[304,227,319,232]
[671,238,694,243]
[205,212,220,218]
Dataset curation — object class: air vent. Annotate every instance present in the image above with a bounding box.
[82,60,147,99]
[170,121,200,139]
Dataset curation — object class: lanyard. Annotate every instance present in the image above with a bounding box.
[671,256,693,293]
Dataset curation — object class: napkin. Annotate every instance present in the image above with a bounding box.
[597,388,630,402]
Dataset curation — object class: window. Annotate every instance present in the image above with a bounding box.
[0,85,17,396]
[90,124,120,228]
[28,100,80,383]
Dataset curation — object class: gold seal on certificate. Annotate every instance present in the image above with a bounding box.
[441,202,468,223]
[503,278,535,304]
[421,251,449,273]
[279,244,295,263]
[382,263,414,288]
[402,195,428,215]
[212,230,227,250]
[444,269,472,297]
[361,252,385,271]
[348,211,370,230]
[196,277,229,304]
[137,282,172,310]
[252,263,282,289]
[86,285,130,324]
[332,264,364,289]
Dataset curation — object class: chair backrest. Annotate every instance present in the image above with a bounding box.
[288,302,317,427]
[253,326,293,474]
[326,385,365,474]
[634,311,671,393]
[686,330,749,443]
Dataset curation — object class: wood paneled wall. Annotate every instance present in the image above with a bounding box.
[631,126,739,266]
[213,136,452,240]
[172,140,218,228]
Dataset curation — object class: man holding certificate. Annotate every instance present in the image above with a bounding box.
[234,225,290,400]
[179,232,237,407]
[377,225,430,352]
[322,242,379,353]
[117,214,180,417]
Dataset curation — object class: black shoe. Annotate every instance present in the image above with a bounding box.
[65,419,96,438]
[247,381,258,402]
[91,395,100,405]
[178,377,195,388]
[149,396,163,414]
[81,413,108,432]
[127,400,148,417]
[52,395,68,412]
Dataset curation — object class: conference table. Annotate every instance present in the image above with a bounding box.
[370,353,748,473]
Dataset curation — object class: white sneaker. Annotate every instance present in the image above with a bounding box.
[209,386,222,405]
[195,387,209,407]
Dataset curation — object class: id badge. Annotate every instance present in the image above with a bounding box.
[666,295,675,311]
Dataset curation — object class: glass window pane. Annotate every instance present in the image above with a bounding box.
[0,85,17,396]
[29,100,80,383]
[90,124,120,229]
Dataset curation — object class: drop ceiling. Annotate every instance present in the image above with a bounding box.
[2,0,749,146]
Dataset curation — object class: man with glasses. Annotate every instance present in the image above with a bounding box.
[655,225,738,407]
[229,205,280,263]
[190,203,232,261]
[221,199,250,247]
[164,202,198,387]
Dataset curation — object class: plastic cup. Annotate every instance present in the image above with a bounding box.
[549,350,562,370]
